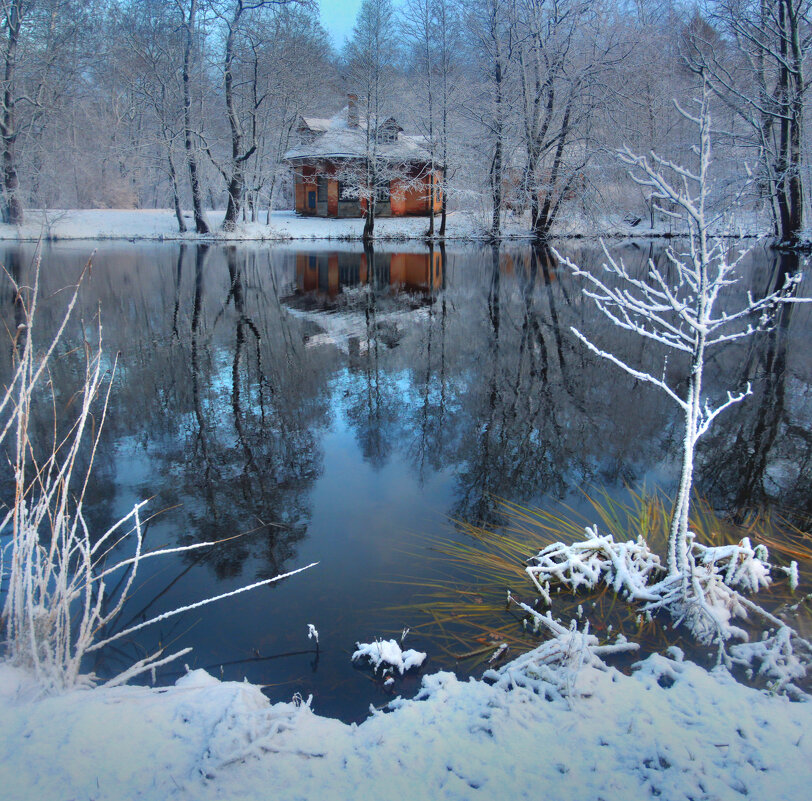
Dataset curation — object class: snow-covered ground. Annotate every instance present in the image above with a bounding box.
[0,207,765,242]
[1,648,809,801]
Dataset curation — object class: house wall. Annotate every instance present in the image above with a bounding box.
[390,171,443,216]
[294,165,319,215]
[292,160,443,218]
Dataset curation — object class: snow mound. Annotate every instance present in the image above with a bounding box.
[352,639,426,675]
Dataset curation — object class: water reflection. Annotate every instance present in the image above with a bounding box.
[290,246,443,302]
[0,240,808,721]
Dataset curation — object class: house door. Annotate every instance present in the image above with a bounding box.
[308,191,316,211]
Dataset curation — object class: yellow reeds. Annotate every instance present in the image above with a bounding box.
[385,488,811,670]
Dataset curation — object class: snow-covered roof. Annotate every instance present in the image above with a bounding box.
[299,117,332,133]
[284,106,431,163]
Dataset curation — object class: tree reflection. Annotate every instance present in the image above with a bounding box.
[697,250,812,520]
[174,245,328,580]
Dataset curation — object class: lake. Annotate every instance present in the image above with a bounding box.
[0,240,809,721]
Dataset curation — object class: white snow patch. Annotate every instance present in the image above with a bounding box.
[352,639,427,675]
[2,646,810,801]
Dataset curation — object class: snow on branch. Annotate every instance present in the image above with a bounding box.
[352,639,427,676]
[485,604,638,703]
[524,528,663,603]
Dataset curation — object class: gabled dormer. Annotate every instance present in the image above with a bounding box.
[375,118,403,144]
[296,115,331,145]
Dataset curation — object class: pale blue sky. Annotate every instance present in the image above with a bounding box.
[320,0,404,50]
[320,0,364,49]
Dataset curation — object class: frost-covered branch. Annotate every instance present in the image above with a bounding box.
[0,255,317,692]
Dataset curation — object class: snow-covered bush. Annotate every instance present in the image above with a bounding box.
[525,528,662,604]
[691,537,771,594]
[485,603,638,703]
[727,627,809,699]
[523,525,807,663]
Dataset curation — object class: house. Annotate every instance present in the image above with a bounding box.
[282,97,442,219]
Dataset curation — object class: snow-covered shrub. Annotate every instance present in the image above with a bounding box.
[352,639,426,675]
[727,627,809,699]
[691,537,771,594]
[525,528,663,604]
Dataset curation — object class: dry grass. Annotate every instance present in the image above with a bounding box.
[386,489,811,670]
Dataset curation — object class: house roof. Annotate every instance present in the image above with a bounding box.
[284,106,431,163]
[299,116,332,133]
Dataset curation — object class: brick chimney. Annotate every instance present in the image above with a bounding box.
[347,94,358,128]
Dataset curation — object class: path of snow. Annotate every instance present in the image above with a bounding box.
[1,651,809,800]
[0,208,755,243]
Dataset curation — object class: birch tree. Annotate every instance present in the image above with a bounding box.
[345,0,397,241]
[559,84,807,579]
[466,0,515,238]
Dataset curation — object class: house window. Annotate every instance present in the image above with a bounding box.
[376,181,390,203]
[317,175,327,203]
[377,129,397,144]
[338,181,353,201]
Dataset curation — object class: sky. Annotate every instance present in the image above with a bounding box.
[320,0,365,49]
[319,0,405,50]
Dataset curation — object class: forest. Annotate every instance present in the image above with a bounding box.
[1,0,809,243]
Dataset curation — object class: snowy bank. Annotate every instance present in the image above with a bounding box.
[1,650,809,801]
[0,208,768,243]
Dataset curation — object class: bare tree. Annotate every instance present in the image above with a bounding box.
[559,84,807,579]
[216,1,300,231]
[515,0,622,240]
[177,0,211,233]
[688,0,811,245]
[466,0,515,238]
[1,0,87,223]
[344,0,398,240]
[123,0,189,231]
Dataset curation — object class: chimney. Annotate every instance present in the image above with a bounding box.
[347,94,358,128]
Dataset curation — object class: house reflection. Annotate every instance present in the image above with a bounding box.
[294,250,443,299]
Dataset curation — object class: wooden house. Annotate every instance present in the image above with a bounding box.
[282,98,442,219]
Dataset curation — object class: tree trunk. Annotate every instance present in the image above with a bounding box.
[182,0,209,234]
[168,151,186,233]
[1,0,24,226]
[490,51,503,239]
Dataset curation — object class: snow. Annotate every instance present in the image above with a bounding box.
[0,207,769,243]
[1,644,810,801]
[352,639,427,675]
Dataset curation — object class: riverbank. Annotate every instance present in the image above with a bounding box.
[1,647,809,801]
[0,208,760,243]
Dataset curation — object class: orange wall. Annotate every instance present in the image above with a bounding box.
[294,163,442,217]
[295,165,319,215]
[390,172,443,216]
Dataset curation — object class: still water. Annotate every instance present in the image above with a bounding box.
[0,240,809,721]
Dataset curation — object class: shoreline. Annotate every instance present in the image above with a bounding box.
[0,208,771,245]
[1,648,809,800]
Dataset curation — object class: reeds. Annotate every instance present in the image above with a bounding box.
[389,489,810,669]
